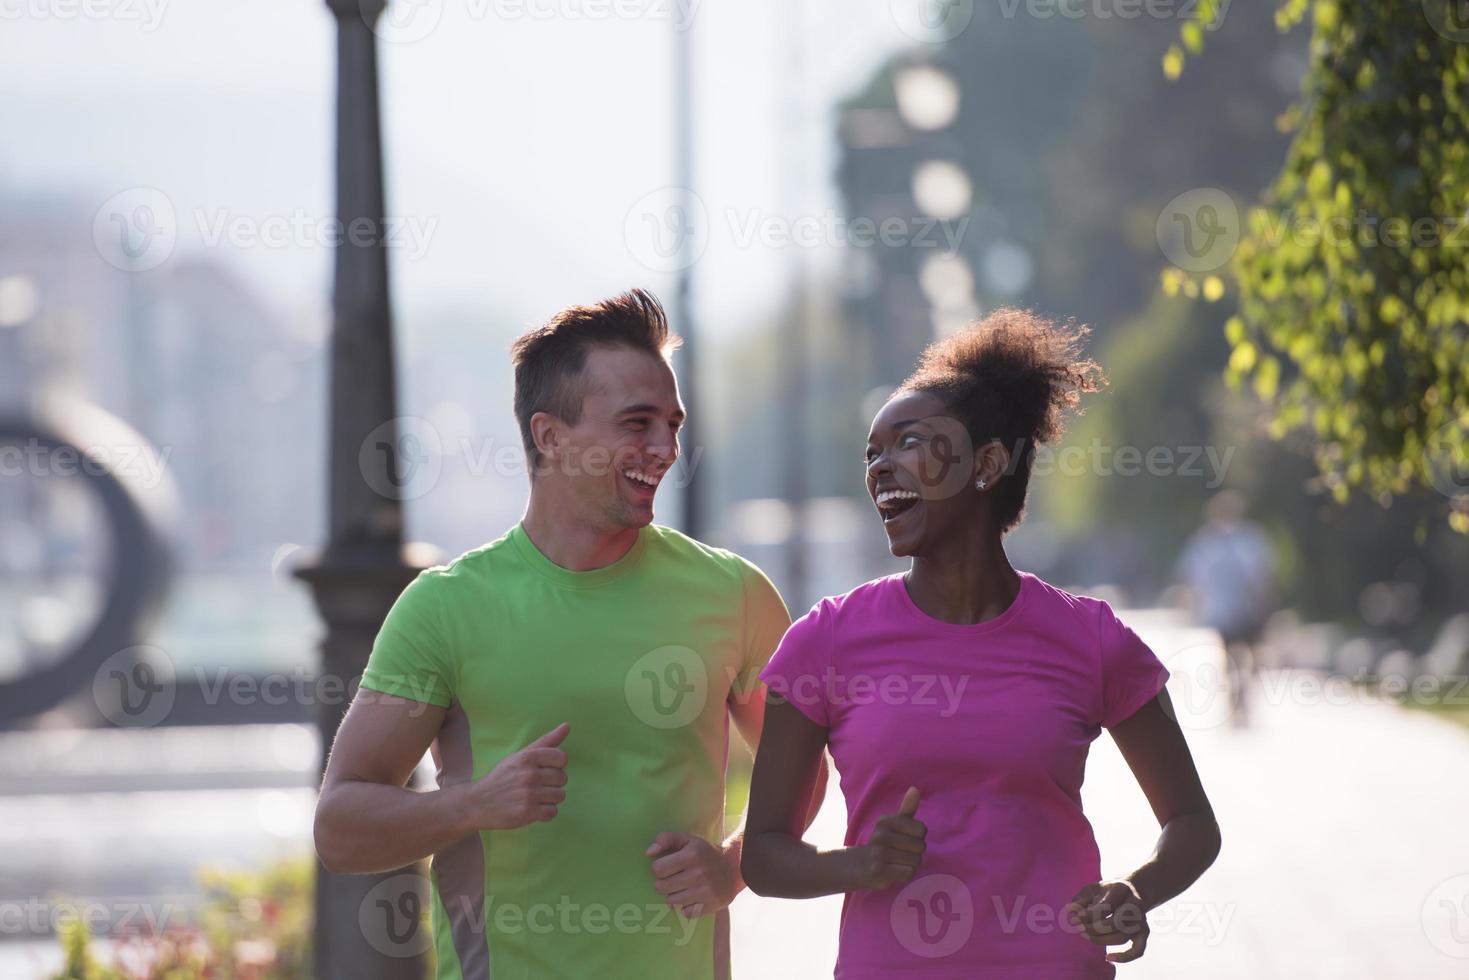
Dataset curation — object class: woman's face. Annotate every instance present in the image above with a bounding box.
[864,391,981,557]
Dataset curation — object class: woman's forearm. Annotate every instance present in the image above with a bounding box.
[314,779,473,874]
[1124,810,1222,911]
[742,831,859,899]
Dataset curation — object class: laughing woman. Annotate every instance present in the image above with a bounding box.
[741,310,1220,979]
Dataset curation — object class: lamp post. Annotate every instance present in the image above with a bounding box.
[294,1,431,975]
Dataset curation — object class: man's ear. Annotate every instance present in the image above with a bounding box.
[529,411,562,475]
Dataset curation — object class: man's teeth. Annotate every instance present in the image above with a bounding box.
[875,489,920,507]
[623,469,658,487]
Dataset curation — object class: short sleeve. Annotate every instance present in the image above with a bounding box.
[759,599,833,727]
[1097,601,1169,729]
[359,569,455,708]
[732,559,792,697]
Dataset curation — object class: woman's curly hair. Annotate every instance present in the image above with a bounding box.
[896,308,1105,533]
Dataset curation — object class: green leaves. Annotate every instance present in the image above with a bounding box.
[1169,4,1469,530]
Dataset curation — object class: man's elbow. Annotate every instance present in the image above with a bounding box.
[313,793,356,874]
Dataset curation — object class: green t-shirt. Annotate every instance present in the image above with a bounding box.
[358,521,791,980]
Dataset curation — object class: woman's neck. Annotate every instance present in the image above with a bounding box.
[905,532,1021,626]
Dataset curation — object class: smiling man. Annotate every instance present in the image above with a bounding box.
[312,289,822,980]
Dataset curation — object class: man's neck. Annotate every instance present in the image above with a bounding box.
[522,494,641,571]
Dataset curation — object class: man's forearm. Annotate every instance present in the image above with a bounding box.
[1125,811,1222,912]
[315,779,473,874]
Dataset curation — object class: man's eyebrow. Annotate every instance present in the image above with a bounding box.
[615,403,686,420]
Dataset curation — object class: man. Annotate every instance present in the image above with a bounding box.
[1176,489,1276,727]
[313,288,824,979]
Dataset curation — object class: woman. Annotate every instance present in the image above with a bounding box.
[741,310,1220,978]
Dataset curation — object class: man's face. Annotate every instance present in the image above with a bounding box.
[542,345,684,531]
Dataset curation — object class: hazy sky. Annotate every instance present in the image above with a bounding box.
[1,0,921,336]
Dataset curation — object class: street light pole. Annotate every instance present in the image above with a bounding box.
[295,2,431,976]
[672,18,702,541]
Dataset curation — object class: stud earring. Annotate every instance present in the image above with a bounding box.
[975,478,987,490]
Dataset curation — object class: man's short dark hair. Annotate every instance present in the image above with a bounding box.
[510,288,682,472]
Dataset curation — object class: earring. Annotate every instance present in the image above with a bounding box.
[975,478,987,490]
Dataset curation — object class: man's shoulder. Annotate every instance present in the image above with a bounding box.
[643,524,773,587]
[408,529,522,591]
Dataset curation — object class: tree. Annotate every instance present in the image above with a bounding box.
[1172,1,1469,532]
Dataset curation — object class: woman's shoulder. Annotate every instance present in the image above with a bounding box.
[806,573,905,620]
[1018,571,1118,628]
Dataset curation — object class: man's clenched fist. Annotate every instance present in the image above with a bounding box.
[464,722,570,829]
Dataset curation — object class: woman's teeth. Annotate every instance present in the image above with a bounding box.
[875,489,919,509]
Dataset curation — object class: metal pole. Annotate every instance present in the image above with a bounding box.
[295,2,430,976]
[673,16,702,540]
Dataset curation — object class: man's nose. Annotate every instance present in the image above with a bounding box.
[646,422,680,460]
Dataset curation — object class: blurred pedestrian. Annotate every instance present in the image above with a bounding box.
[1176,489,1276,727]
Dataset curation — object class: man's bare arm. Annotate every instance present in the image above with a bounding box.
[314,691,569,874]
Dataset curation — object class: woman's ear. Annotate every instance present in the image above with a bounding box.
[974,438,1011,490]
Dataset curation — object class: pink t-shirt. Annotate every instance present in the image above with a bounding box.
[760,571,1170,979]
